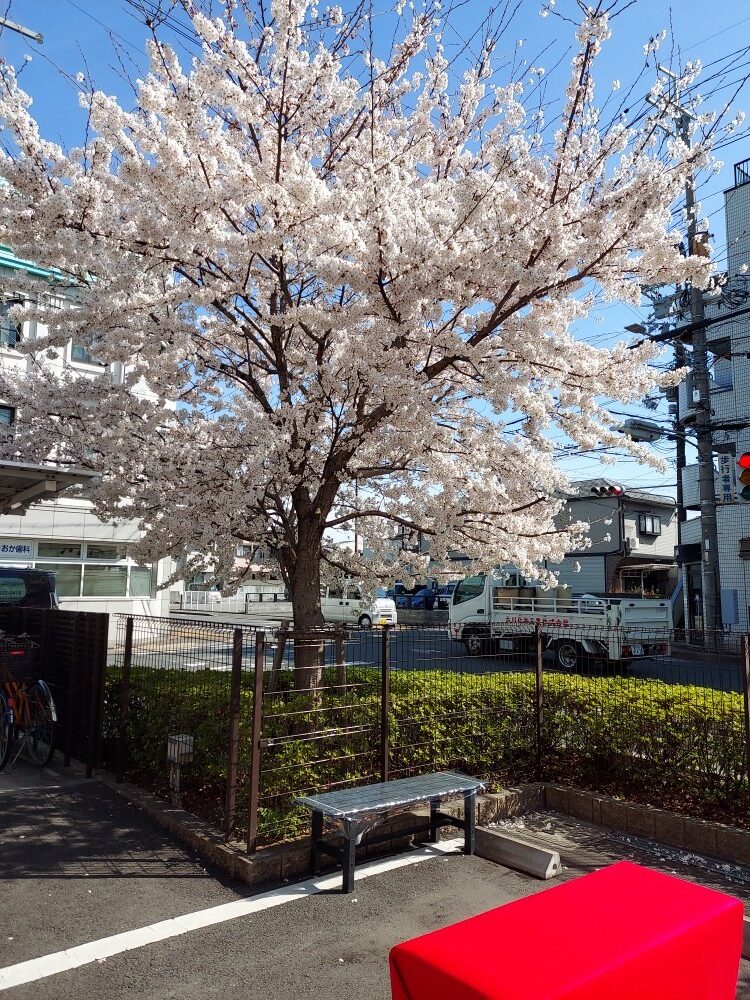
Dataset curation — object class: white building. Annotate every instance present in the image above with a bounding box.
[676,158,750,632]
[0,246,175,625]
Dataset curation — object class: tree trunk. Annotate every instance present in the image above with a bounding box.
[290,516,326,692]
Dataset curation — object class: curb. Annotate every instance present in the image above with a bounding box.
[82,764,544,890]
[475,827,561,879]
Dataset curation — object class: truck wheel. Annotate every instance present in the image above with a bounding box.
[555,640,581,671]
[464,632,486,656]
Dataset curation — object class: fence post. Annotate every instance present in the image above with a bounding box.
[742,635,750,809]
[268,619,288,694]
[534,624,544,781]
[335,626,346,688]
[381,625,391,782]
[224,628,244,841]
[116,617,134,783]
[247,630,265,854]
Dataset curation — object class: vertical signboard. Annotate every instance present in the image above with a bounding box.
[718,453,737,503]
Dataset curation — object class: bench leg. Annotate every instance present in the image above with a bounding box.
[429,799,439,843]
[463,790,476,856]
[310,809,323,876]
[342,820,357,893]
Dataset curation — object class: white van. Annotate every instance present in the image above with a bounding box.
[320,584,398,628]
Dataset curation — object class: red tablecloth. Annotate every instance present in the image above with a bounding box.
[389,861,743,1000]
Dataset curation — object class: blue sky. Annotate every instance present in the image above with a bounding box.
[2,0,750,496]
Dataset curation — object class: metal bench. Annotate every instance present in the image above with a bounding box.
[296,771,485,893]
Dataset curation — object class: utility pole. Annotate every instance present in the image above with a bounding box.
[650,67,722,635]
[674,339,687,528]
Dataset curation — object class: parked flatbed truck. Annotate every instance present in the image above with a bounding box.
[448,570,672,670]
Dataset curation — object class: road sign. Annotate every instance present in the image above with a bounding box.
[718,453,737,503]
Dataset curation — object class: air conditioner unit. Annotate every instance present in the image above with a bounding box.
[624,536,639,554]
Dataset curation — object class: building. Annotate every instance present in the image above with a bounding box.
[0,246,176,625]
[399,478,679,605]
[549,479,679,604]
[676,158,750,632]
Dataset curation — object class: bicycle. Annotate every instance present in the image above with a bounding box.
[0,632,56,772]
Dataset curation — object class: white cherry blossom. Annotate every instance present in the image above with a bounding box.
[0,0,716,634]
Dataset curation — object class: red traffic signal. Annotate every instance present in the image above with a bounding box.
[591,481,624,497]
[738,455,750,500]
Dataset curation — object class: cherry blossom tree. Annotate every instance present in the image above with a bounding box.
[0,0,715,638]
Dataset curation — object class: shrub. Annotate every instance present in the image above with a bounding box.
[104,664,749,841]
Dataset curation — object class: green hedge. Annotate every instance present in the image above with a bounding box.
[103,666,749,842]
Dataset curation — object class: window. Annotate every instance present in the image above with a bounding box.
[128,565,153,597]
[709,339,733,391]
[638,514,662,536]
[35,562,82,597]
[0,406,15,427]
[86,543,125,560]
[71,343,102,366]
[0,577,27,603]
[740,538,750,561]
[453,574,486,604]
[82,565,127,597]
[326,585,344,600]
[0,300,21,350]
[37,542,82,559]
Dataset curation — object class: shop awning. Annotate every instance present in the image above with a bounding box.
[0,460,100,514]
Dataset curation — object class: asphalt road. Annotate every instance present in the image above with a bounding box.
[120,618,745,693]
[0,762,242,972]
[3,761,750,999]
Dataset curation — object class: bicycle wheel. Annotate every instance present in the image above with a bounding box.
[0,689,12,772]
[24,680,56,767]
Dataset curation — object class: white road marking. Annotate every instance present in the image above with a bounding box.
[0,839,463,991]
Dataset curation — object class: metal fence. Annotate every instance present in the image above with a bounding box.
[0,607,108,771]
[179,590,289,614]
[106,616,750,848]
[104,615,259,833]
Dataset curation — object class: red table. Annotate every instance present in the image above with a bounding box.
[389,861,743,1000]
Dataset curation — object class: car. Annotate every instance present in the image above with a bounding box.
[389,581,438,610]
[0,568,58,609]
[411,586,438,610]
[436,582,459,609]
[320,584,398,627]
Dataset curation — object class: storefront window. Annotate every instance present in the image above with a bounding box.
[82,565,127,597]
[86,543,126,560]
[35,562,82,597]
[37,542,82,559]
[129,566,153,597]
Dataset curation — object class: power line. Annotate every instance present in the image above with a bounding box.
[683,16,750,54]
[60,0,143,56]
